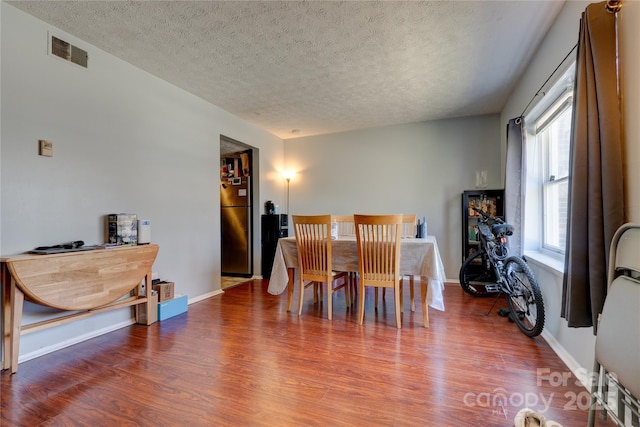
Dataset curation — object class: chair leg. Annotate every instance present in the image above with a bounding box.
[400,277,404,312]
[399,276,414,313]
[298,280,305,315]
[421,278,429,328]
[410,276,415,312]
[286,267,295,312]
[345,273,357,308]
[327,284,332,320]
[287,280,293,312]
[358,283,365,325]
[587,360,601,427]
[351,273,358,306]
[343,276,350,307]
[394,284,401,328]
[375,287,388,308]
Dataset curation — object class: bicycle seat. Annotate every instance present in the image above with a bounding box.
[492,223,514,236]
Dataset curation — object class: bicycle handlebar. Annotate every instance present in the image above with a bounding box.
[471,206,504,223]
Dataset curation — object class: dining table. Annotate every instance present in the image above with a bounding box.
[267,235,446,327]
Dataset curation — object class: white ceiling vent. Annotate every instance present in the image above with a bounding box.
[49,34,88,68]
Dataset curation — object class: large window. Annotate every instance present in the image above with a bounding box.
[524,63,575,256]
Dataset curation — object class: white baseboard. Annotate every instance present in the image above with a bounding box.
[189,289,223,303]
[18,319,135,364]
[540,329,591,390]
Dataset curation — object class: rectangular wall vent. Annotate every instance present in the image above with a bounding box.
[50,35,88,68]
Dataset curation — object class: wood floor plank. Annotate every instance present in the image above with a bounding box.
[1,280,617,426]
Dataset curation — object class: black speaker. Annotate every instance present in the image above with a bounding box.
[261,215,283,278]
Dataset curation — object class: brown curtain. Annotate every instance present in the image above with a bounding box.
[561,2,625,330]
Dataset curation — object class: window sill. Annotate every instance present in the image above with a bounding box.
[523,250,565,278]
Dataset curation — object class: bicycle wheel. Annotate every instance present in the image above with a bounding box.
[504,256,545,337]
[459,250,500,297]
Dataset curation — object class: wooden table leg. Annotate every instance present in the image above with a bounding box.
[286,267,295,311]
[136,270,154,325]
[410,275,415,312]
[9,278,24,373]
[2,264,11,370]
[350,272,357,307]
[421,277,429,328]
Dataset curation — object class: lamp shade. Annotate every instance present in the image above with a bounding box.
[282,170,295,181]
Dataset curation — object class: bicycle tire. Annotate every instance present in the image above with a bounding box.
[504,256,545,337]
[459,250,500,297]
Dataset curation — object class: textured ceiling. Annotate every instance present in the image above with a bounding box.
[9,1,565,140]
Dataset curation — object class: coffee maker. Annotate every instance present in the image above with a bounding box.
[264,200,275,215]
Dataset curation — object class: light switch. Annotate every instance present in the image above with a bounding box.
[39,140,53,157]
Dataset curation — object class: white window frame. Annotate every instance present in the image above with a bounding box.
[523,62,575,260]
[539,95,572,253]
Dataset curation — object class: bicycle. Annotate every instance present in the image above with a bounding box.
[459,207,545,337]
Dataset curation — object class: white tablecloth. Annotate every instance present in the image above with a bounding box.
[267,236,446,311]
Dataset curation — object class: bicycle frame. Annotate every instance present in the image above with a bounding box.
[476,219,511,294]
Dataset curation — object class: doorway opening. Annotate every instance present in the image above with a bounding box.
[220,136,257,281]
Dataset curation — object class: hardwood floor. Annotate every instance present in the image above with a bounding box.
[1,280,616,426]
[221,275,253,290]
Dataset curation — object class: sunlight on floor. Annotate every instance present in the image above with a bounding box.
[221,276,252,290]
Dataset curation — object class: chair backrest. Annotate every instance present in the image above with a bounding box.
[402,214,417,238]
[332,215,355,236]
[354,214,403,287]
[596,223,640,399]
[292,215,333,282]
[608,223,640,283]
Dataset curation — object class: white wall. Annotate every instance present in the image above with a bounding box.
[283,115,502,279]
[500,0,640,379]
[1,3,284,359]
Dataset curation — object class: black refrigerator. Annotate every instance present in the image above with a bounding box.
[261,214,288,279]
[221,177,252,277]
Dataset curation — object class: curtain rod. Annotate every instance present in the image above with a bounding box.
[606,0,622,13]
[519,43,578,118]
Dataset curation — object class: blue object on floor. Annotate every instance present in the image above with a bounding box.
[158,295,188,321]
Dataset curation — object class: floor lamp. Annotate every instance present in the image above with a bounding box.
[282,171,295,214]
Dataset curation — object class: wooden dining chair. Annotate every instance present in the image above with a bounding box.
[332,215,357,303]
[354,214,403,328]
[332,215,356,236]
[377,214,417,312]
[401,214,417,238]
[292,215,349,320]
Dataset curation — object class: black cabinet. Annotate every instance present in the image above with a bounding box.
[461,189,504,263]
[261,214,288,278]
